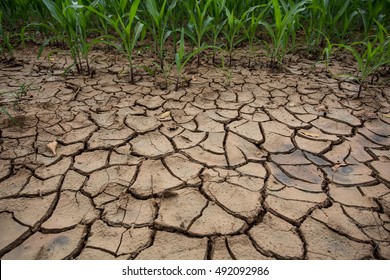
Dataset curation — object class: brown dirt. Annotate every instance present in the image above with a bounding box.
[0,46,390,260]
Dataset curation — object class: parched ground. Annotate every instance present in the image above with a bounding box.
[0,47,390,260]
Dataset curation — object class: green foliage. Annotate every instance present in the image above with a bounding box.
[184,0,214,66]
[208,0,226,64]
[325,21,390,98]
[174,27,209,91]
[242,4,268,67]
[83,0,144,83]
[1,0,389,95]
[0,10,13,60]
[0,81,34,126]
[38,0,100,75]
[259,0,308,67]
[222,6,246,66]
[144,0,177,71]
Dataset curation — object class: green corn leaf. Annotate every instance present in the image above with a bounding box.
[128,0,141,28]
[130,21,144,50]
[272,0,282,31]
[42,0,64,26]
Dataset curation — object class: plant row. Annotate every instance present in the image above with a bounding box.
[0,0,389,93]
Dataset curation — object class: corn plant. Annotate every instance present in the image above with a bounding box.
[144,0,177,71]
[259,0,307,68]
[0,0,31,31]
[37,0,99,75]
[174,28,203,91]
[184,0,214,66]
[208,0,226,64]
[222,7,246,67]
[242,4,268,68]
[300,0,326,56]
[325,21,390,98]
[0,10,13,60]
[83,0,144,83]
[357,0,388,39]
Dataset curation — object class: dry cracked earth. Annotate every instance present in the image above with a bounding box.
[1,48,390,260]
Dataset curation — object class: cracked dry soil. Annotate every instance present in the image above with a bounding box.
[1,47,390,260]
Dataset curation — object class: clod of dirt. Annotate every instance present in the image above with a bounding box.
[47,140,58,156]
[158,111,171,121]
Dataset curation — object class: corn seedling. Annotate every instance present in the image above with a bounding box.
[222,7,246,67]
[0,10,13,60]
[242,4,268,68]
[325,21,390,98]
[184,0,214,66]
[83,0,144,83]
[259,0,307,68]
[208,0,226,64]
[144,0,177,71]
[174,28,204,91]
[357,0,387,39]
[37,0,101,75]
